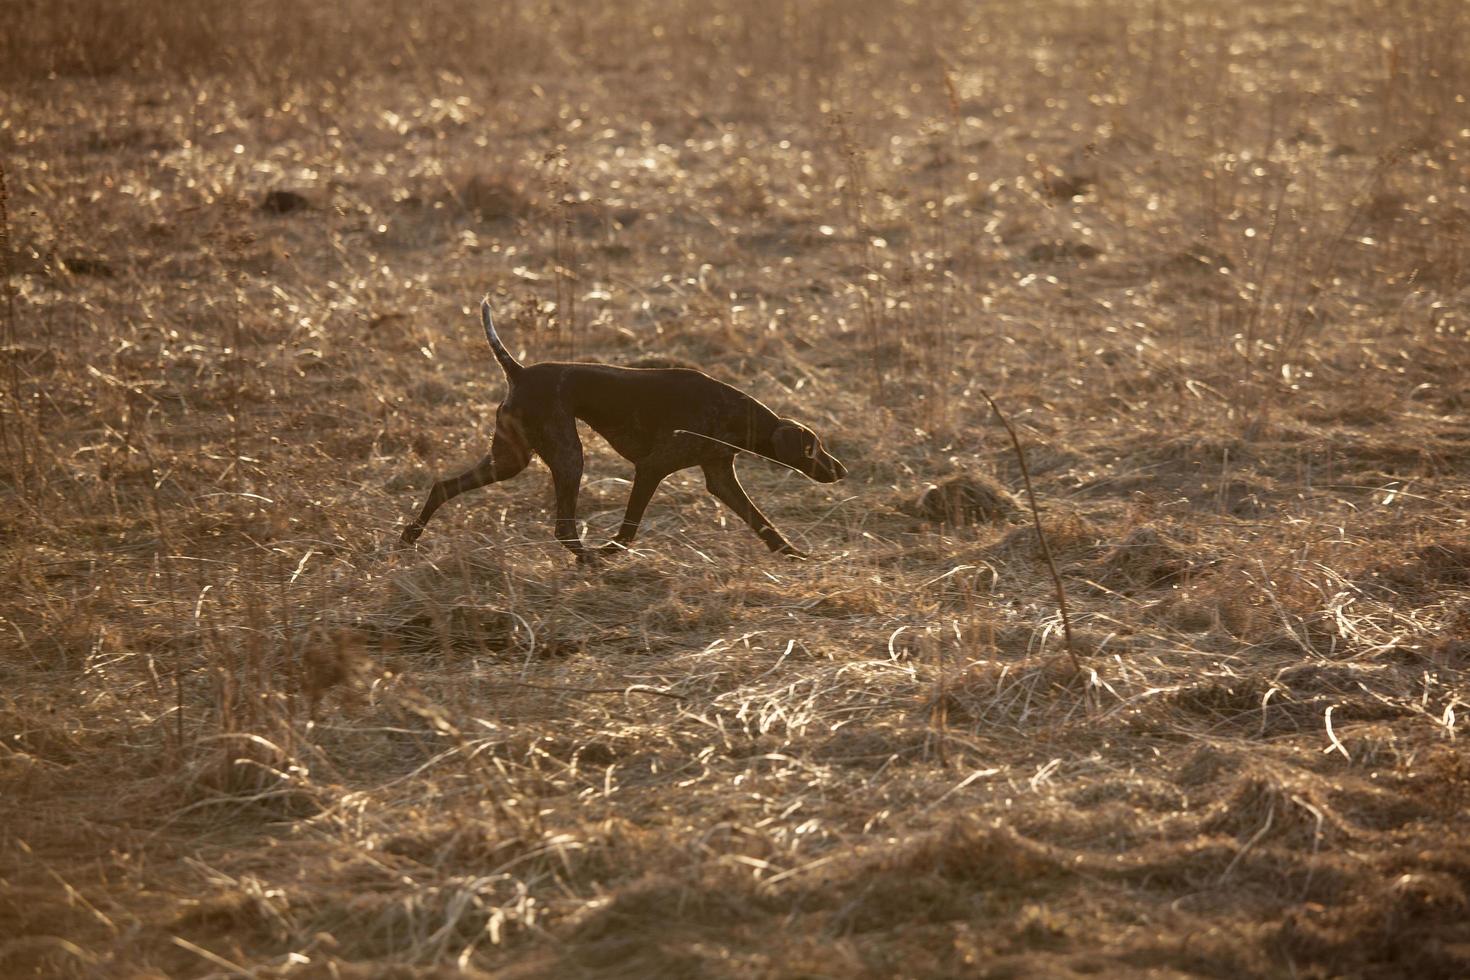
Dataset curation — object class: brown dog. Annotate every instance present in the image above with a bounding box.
[399,299,846,560]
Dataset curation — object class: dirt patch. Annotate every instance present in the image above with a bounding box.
[907,473,1020,526]
[1097,524,1195,588]
[1378,535,1470,590]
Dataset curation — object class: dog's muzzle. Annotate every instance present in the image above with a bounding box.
[811,455,847,483]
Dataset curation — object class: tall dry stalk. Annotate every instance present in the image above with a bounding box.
[978,390,1081,676]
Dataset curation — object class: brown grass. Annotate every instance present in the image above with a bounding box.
[4,0,1470,976]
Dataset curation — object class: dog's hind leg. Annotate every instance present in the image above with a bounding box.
[701,456,807,559]
[399,416,530,546]
[535,415,593,561]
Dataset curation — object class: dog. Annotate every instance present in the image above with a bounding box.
[399,298,846,561]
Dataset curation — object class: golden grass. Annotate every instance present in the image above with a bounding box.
[3,0,1470,975]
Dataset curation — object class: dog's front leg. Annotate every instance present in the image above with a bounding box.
[701,457,808,559]
[600,465,670,554]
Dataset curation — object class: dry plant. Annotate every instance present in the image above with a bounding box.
[3,0,1469,976]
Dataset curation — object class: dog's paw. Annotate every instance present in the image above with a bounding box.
[396,527,422,549]
[776,545,810,561]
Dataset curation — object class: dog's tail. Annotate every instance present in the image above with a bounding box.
[480,297,523,380]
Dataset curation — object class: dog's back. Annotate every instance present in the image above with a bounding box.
[509,361,775,462]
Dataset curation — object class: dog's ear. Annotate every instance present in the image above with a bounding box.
[770,421,807,464]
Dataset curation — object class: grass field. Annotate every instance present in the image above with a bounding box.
[3,0,1470,976]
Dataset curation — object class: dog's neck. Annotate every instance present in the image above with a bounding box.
[716,404,783,456]
[673,405,789,465]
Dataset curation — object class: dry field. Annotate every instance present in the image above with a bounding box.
[4,0,1470,976]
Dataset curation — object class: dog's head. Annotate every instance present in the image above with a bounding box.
[770,420,846,483]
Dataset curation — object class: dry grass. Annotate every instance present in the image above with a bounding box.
[4,0,1470,975]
